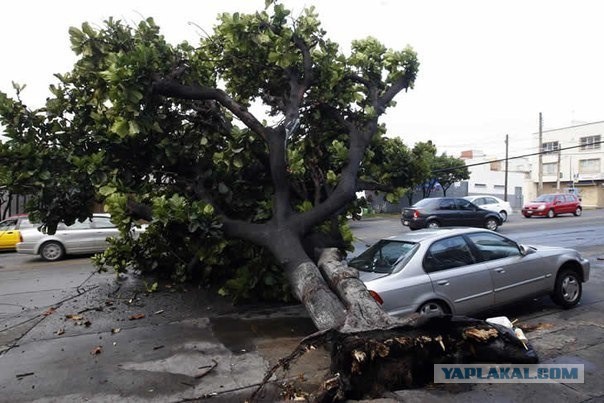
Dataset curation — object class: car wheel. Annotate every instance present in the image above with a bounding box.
[499,210,508,222]
[484,217,499,231]
[523,214,531,218]
[40,241,65,262]
[426,220,440,229]
[546,209,555,218]
[418,301,449,316]
[552,269,582,308]
[574,207,582,216]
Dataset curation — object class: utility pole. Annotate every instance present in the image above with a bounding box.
[538,112,543,194]
[504,134,509,201]
[556,144,561,190]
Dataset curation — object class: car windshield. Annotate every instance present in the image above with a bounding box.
[348,239,418,274]
[533,195,554,203]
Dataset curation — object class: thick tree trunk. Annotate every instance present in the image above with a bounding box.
[273,240,402,332]
[317,248,400,332]
[269,233,348,331]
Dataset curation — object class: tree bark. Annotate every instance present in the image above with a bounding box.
[317,248,399,332]
[268,232,347,331]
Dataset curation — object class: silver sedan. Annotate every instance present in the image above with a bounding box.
[350,227,590,317]
[17,214,123,261]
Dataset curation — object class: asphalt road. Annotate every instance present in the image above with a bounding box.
[350,208,604,256]
[0,210,603,402]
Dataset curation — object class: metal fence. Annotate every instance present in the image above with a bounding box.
[0,192,28,219]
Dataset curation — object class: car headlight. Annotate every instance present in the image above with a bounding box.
[537,204,545,211]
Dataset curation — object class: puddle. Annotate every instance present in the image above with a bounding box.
[210,316,316,355]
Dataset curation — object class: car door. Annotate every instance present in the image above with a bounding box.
[465,231,551,305]
[455,198,483,227]
[89,216,119,250]
[424,235,494,315]
[0,218,19,250]
[56,220,97,253]
[436,198,461,226]
[481,197,501,213]
[562,194,575,214]
[552,194,566,214]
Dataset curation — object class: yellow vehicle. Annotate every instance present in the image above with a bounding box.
[0,215,34,251]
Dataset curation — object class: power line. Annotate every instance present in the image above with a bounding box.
[431,140,604,173]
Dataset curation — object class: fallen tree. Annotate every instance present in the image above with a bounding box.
[0,2,536,400]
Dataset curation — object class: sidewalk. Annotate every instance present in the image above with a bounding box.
[0,273,328,402]
[1,264,603,402]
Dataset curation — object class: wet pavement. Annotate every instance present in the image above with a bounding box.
[0,271,329,402]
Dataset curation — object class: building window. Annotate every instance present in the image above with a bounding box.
[494,185,505,189]
[542,141,559,153]
[578,158,600,174]
[475,183,487,188]
[580,135,601,150]
[543,162,557,175]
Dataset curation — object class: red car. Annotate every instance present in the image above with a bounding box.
[521,193,582,218]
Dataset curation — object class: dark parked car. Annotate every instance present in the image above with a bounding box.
[401,197,503,231]
[350,228,590,317]
[521,193,582,218]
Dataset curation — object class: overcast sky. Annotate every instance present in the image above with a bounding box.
[2,0,603,159]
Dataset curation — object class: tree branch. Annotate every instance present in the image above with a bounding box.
[266,127,292,221]
[344,73,371,88]
[293,35,314,91]
[152,79,268,141]
[378,74,415,112]
[269,36,316,222]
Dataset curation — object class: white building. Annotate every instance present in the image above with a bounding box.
[528,121,604,208]
[460,150,531,209]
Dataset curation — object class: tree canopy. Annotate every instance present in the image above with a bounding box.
[0,2,468,328]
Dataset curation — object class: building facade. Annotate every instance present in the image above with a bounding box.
[460,150,530,210]
[529,121,604,208]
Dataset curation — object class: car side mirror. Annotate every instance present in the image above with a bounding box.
[519,244,535,256]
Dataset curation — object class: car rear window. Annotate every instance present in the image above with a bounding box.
[412,199,437,208]
[90,216,116,229]
[19,218,35,229]
[349,240,418,274]
[564,194,578,202]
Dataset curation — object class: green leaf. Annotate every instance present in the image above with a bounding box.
[99,185,117,197]
[110,118,130,137]
[203,204,215,215]
[128,120,140,135]
[218,182,229,194]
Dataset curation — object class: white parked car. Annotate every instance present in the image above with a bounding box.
[16,214,138,261]
[464,195,513,222]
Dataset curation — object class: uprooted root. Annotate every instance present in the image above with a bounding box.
[251,315,538,402]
